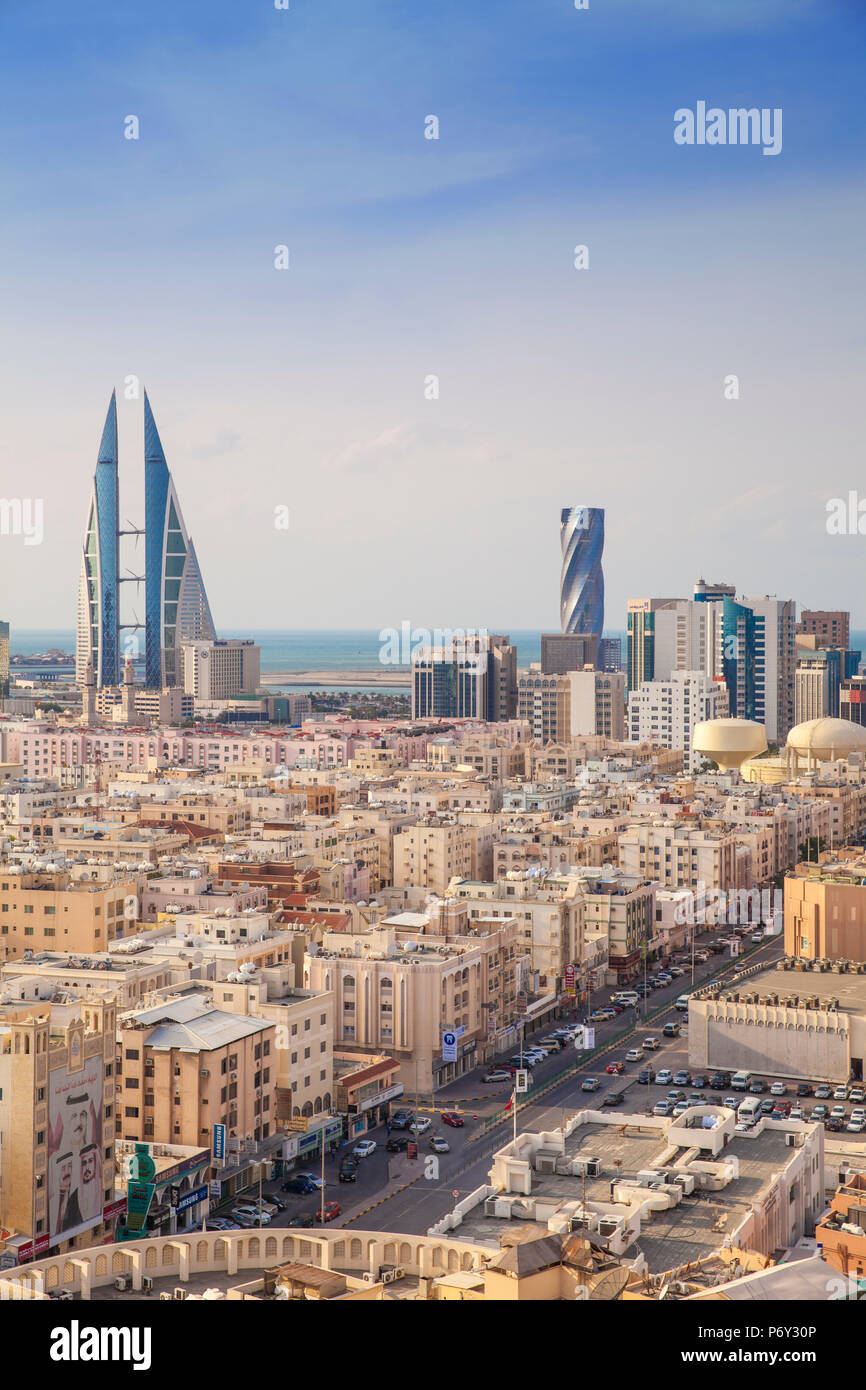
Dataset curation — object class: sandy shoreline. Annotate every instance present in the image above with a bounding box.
[261,669,411,688]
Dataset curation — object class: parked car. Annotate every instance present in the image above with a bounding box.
[655,1069,673,1085]
[815,1085,833,1100]
[386,1134,411,1152]
[430,1135,450,1153]
[441,1112,465,1128]
[834,1085,850,1101]
[653,1100,673,1116]
[339,1159,359,1183]
[637,1068,656,1085]
[590,1008,617,1022]
[286,1213,315,1228]
[669,966,686,977]
[390,1110,413,1129]
[602,1091,625,1107]
[581,1077,600,1092]
[672,1103,691,1117]
[825,1118,846,1133]
[849,1086,866,1105]
[692,1075,708,1089]
[353,1140,376,1158]
[796,1082,813,1097]
[207,1218,240,1231]
[811,1104,829,1121]
[673,1070,691,1087]
[770,1082,788,1097]
[846,1117,865,1133]
[749,1079,768,1094]
[605,1061,625,1075]
[759,1099,775,1115]
[642,1037,659,1051]
[722,1096,739,1110]
[625,1048,644,1063]
[315,1201,342,1223]
[231,1209,270,1226]
[483,1071,512,1083]
[293,1173,324,1189]
[409,1117,432,1134]
[282,1176,319,1195]
[789,1106,804,1121]
[831,1105,848,1120]
[710,1072,731,1089]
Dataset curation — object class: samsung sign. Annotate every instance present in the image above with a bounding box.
[176,1185,208,1214]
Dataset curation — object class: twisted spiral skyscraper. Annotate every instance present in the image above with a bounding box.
[560,506,604,639]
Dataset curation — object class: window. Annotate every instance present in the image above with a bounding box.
[124,1106,139,1118]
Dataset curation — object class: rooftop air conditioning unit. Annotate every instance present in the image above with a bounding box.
[585,1159,601,1178]
[173,1287,188,1301]
[114,1274,132,1291]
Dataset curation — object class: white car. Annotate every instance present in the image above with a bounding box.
[847,1118,865,1133]
[625,1048,644,1063]
[655,1069,673,1085]
[353,1140,376,1158]
[751,931,764,943]
[770,1082,787,1097]
[232,1207,270,1225]
[410,1117,432,1134]
[834,1085,850,1101]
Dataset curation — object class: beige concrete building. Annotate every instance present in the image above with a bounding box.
[0,869,139,963]
[117,995,278,1148]
[304,913,526,1090]
[618,823,738,891]
[567,669,626,740]
[207,968,334,1124]
[447,872,585,992]
[785,858,866,961]
[393,819,477,895]
[0,999,117,1265]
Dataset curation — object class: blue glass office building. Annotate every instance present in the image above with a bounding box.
[75,392,120,687]
[560,507,604,639]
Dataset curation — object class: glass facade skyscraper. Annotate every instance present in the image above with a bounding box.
[560,506,604,639]
[144,392,215,688]
[75,392,120,687]
[76,390,215,690]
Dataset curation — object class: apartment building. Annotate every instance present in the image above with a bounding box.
[576,868,655,984]
[304,916,526,1090]
[568,669,626,739]
[208,967,334,1124]
[0,869,139,963]
[447,871,585,991]
[117,996,278,1148]
[393,820,477,895]
[628,670,728,773]
[618,824,738,891]
[0,999,118,1266]
[784,859,866,960]
[797,610,850,650]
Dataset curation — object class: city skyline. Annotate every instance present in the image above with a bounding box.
[1,0,865,630]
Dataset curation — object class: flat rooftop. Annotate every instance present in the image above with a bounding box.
[709,961,866,1016]
[455,1116,807,1274]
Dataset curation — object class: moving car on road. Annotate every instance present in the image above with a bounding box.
[625,1048,644,1063]
[643,1037,660,1051]
[409,1117,432,1134]
[483,1070,512,1083]
[339,1159,359,1183]
[441,1112,464,1128]
[605,1061,625,1075]
[386,1135,411,1152]
[315,1202,342,1223]
[581,1077,600,1092]
[602,1091,625,1107]
[353,1140,377,1158]
[430,1135,450,1153]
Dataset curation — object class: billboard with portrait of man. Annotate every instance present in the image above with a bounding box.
[47,1061,103,1247]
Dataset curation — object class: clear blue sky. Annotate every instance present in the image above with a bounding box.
[1,0,864,631]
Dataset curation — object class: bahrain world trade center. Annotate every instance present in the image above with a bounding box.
[75,391,216,689]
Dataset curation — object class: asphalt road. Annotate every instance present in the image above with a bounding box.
[350,930,789,1234]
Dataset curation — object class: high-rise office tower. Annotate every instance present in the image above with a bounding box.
[75,392,120,686]
[0,620,9,699]
[693,578,736,604]
[720,595,796,742]
[626,597,683,691]
[411,633,517,721]
[540,632,599,674]
[76,392,216,690]
[560,507,604,639]
[143,392,216,688]
[797,610,850,650]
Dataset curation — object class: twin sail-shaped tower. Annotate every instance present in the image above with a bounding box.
[76,391,215,690]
